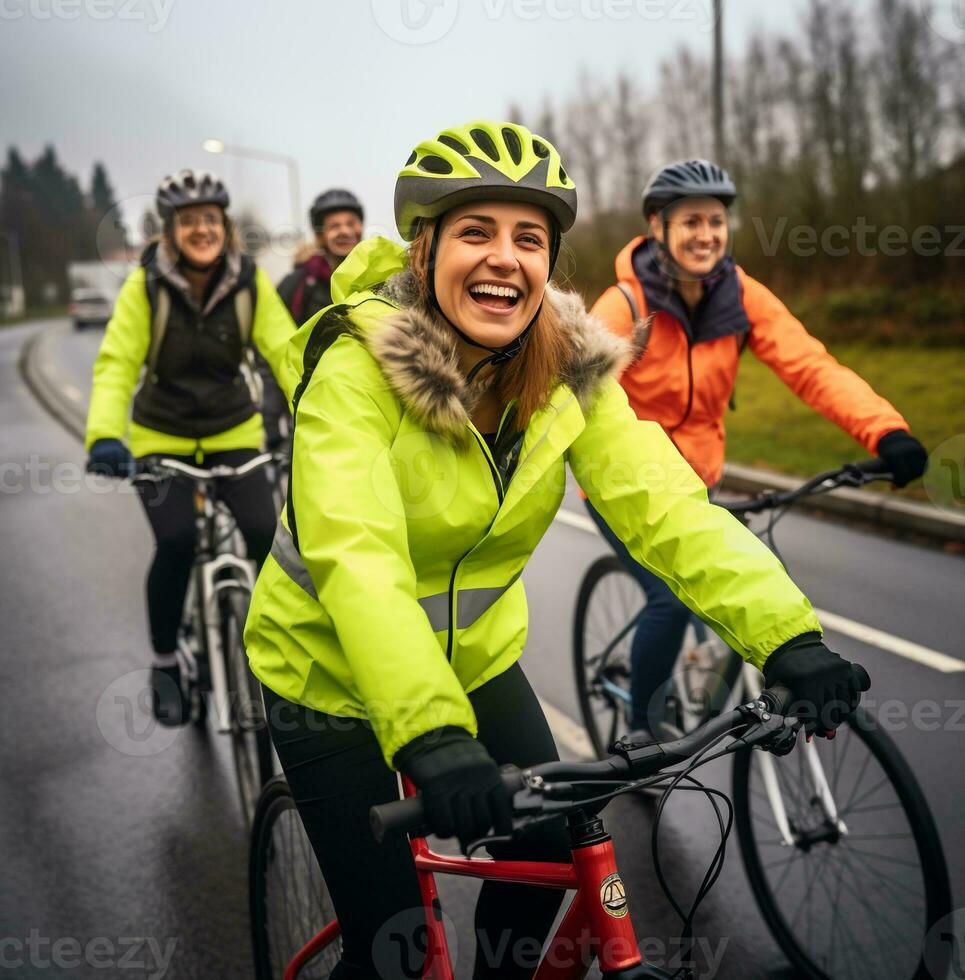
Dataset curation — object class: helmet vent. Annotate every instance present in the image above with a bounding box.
[419,155,453,175]
[405,150,417,166]
[502,128,523,165]
[470,128,500,162]
[439,135,470,155]
[558,165,569,183]
[532,140,550,159]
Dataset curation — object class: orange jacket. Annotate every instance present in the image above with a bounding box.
[590,237,908,487]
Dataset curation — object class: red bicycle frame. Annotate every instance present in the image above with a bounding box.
[283,776,651,980]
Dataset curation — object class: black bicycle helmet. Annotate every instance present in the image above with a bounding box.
[310,189,364,230]
[156,169,229,222]
[642,159,736,217]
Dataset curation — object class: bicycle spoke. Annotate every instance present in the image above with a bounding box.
[839,844,926,904]
[841,843,927,870]
[840,773,894,815]
[838,739,876,815]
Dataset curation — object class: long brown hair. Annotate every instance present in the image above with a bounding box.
[407,218,572,429]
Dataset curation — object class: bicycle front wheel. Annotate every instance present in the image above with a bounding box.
[250,776,341,980]
[573,555,641,759]
[733,706,952,979]
[222,590,272,827]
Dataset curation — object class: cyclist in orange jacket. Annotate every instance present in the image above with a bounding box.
[588,159,927,739]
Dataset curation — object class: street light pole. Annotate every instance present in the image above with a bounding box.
[201,139,302,234]
[713,0,725,165]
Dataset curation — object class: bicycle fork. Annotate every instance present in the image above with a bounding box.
[741,664,848,847]
[198,554,255,733]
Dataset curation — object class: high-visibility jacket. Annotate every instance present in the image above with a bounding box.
[85,243,295,458]
[591,237,908,487]
[244,237,822,767]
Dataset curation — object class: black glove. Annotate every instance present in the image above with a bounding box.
[876,430,928,488]
[86,438,134,478]
[394,728,513,848]
[763,633,870,736]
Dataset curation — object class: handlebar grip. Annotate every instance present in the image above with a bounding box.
[369,767,525,844]
[758,663,871,718]
[855,457,892,477]
[370,795,425,844]
[758,682,794,715]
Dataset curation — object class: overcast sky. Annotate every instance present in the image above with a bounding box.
[3,0,865,247]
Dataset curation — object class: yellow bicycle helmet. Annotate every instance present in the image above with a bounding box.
[394,120,577,240]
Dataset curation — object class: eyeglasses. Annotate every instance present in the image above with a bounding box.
[175,210,224,230]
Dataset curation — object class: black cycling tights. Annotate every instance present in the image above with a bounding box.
[135,448,276,654]
[263,663,570,979]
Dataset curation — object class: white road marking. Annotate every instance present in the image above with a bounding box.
[811,608,965,673]
[62,383,84,403]
[537,696,594,761]
[553,506,964,674]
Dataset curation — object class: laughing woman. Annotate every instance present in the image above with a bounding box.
[85,169,294,725]
[244,121,868,978]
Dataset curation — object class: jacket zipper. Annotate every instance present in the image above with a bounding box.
[445,422,508,661]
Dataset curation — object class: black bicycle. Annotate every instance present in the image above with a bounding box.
[573,460,953,979]
[133,453,277,827]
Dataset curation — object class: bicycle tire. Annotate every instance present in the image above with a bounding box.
[733,706,952,980]
[188,570,209,728]
[573,555,640,759]
[222,590,272,828]
[250,776,341,980]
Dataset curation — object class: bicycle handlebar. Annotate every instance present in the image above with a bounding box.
[722,458,893,517]
[130,452,279,484]
[369,676,854,843]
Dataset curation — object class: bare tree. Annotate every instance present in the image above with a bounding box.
[656,47,713,161]
[564,70,610,217]
[873,0,943,189]
[612,70,649,209]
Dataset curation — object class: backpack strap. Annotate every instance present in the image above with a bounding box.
[145,276,171,376]
[285,302,355,553]
[234,284,254,347]
[728,329,752,411]
[615,281,640,323]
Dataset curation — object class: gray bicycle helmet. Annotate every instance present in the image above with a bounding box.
[310,189,364,230]
[156,169,229,221]
[642,159,736,216]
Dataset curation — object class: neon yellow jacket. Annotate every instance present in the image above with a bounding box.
[245,238,822,766]
[85,260,295,457]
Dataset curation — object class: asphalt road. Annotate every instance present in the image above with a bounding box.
[3,319,963,979]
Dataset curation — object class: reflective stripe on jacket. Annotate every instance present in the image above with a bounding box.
[244,237,822,767]
[84,256,297,457]
[591,236,908,486]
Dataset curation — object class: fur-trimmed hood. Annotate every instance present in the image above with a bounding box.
[361,269,651,440]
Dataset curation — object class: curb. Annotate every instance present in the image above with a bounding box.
[721,462,965,546]
[20,323,965,546]
[19,326,86,442]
